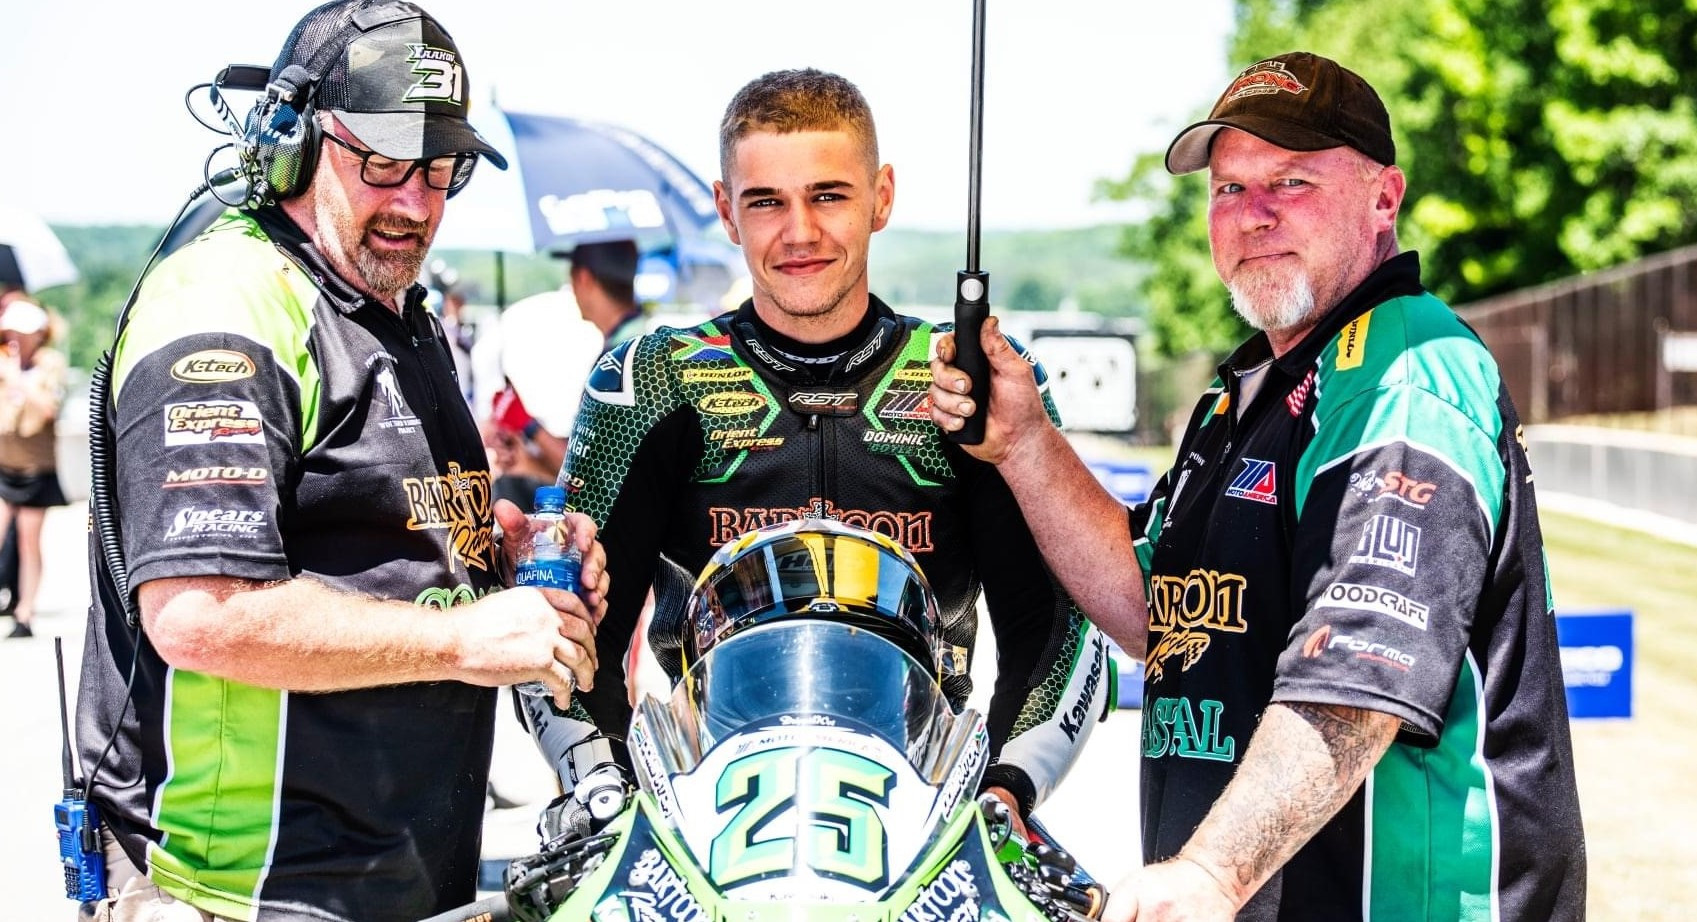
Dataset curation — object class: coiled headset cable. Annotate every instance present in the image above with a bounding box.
[82,162,244,805]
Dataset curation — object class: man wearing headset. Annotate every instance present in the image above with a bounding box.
[75,3,606,920]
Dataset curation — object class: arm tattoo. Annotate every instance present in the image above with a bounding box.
[1179,702,1400,906]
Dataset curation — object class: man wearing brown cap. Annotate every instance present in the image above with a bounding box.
[930,52,1585,920]
[77,2,606,919]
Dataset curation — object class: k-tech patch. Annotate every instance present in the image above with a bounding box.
[170,349,255,384]
[1224,458,1277,504]
[697,391,768,416]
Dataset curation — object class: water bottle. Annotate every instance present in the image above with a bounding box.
[513,485,581,699]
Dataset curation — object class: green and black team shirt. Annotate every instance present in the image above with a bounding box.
[76,209,502,922]
[548,296,1109,814]
[1130,254,1585,920]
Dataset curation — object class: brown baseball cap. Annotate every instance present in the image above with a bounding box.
[1165,52,1394,175]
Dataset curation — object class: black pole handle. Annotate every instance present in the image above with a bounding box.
[949,0,990,446]
[950,270,991,445]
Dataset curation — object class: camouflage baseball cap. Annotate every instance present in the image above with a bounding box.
[1165,51,1393,175]
[271,0,507,168]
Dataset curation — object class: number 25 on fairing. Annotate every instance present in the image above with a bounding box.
[709,747,896,889]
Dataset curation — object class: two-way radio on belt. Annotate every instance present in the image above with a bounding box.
[54,638,106,903]
[946,0,992,447]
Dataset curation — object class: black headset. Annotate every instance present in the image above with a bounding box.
[235,1,421,207]
[237,64,322,205]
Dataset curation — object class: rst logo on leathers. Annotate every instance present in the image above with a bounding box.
[787,391,859,416]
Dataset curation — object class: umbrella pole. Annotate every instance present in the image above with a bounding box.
[948,0,991,446]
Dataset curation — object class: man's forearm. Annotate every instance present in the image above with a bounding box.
[140,576,460,691]
[1177,702,1401,907]
[998,423,1149,654]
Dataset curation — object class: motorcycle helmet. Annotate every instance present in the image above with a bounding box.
[681,519,946,677]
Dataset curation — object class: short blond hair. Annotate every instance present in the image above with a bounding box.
[718,68,879,180]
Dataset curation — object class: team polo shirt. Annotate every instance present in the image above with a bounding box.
[1131,253,1586,920]
[77,208,501,922]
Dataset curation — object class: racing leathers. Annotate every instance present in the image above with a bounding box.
[525,296,1109,816]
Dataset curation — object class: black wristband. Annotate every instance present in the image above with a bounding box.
[980,763,1038,818]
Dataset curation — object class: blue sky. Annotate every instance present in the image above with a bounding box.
[4,0,1232,231]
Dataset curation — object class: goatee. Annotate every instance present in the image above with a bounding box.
[1229,273,1317,336]
[355,218,432,298]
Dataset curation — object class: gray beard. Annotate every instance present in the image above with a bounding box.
[354,246,425,300]
[314,189,427,301]
[1229,273,1317,337]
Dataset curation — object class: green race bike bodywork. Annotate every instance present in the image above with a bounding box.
[555,788,1046,922]
[499,621,1087,922]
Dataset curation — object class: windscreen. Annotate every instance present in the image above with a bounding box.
[679,620,949,756]
[659,621,973,901]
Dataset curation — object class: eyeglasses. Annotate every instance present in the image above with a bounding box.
[322,131,478,194]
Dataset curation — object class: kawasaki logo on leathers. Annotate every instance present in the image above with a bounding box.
[1058,632,1106,741]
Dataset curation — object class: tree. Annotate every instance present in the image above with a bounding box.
[42,225,161,370]
[1096,152,1243,357]
[1099,0,1697,356]
[1006,275,1061,312]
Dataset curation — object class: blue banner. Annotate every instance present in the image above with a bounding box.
[1554,610,1633,719]
[1085,460,1153,506]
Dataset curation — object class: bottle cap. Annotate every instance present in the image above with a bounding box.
[533,484,567,513]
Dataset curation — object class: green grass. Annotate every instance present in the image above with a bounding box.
[1542,510,1697,919]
